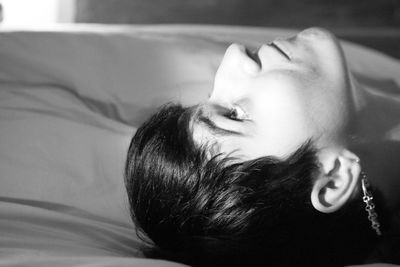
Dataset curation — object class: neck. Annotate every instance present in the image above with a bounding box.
[348,74,400,211]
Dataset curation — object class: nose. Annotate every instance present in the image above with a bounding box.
[221,43,261,76]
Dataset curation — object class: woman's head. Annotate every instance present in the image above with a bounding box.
[193,27,364,216]
[125,28,379,266]
[193,27,354,160]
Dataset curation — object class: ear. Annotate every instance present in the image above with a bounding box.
[311,149,361,213]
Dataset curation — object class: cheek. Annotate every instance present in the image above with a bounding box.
[252,79,311,128]
[252,91,313,157]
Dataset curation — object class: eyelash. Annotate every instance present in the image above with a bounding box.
[227,105,248,121]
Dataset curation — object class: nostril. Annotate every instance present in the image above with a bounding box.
[223,44,261,75]
[245,47,262,68]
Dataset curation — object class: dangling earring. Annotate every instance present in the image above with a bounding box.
[360,171,382,236]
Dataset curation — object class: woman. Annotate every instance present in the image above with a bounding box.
[125,27,400,266]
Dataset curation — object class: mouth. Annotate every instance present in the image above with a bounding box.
[269,41,291,61]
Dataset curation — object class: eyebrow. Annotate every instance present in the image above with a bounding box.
[194,104,244,137]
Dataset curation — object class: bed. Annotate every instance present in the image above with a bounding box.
[0,24,399,267]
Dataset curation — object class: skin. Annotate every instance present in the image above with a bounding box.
[190,27,400,265]
[192,27,355,160]
[192,26,400,217]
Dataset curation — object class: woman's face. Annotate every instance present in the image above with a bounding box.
[192,27,355,160]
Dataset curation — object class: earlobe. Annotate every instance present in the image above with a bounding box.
[311,149,361,213]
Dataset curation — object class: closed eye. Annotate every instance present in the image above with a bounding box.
[226,105,249,121]
[193,104,245,137]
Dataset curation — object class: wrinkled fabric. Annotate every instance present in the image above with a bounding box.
[0,24,399,267]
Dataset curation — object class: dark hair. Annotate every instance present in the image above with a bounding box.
[125,103,379,267]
